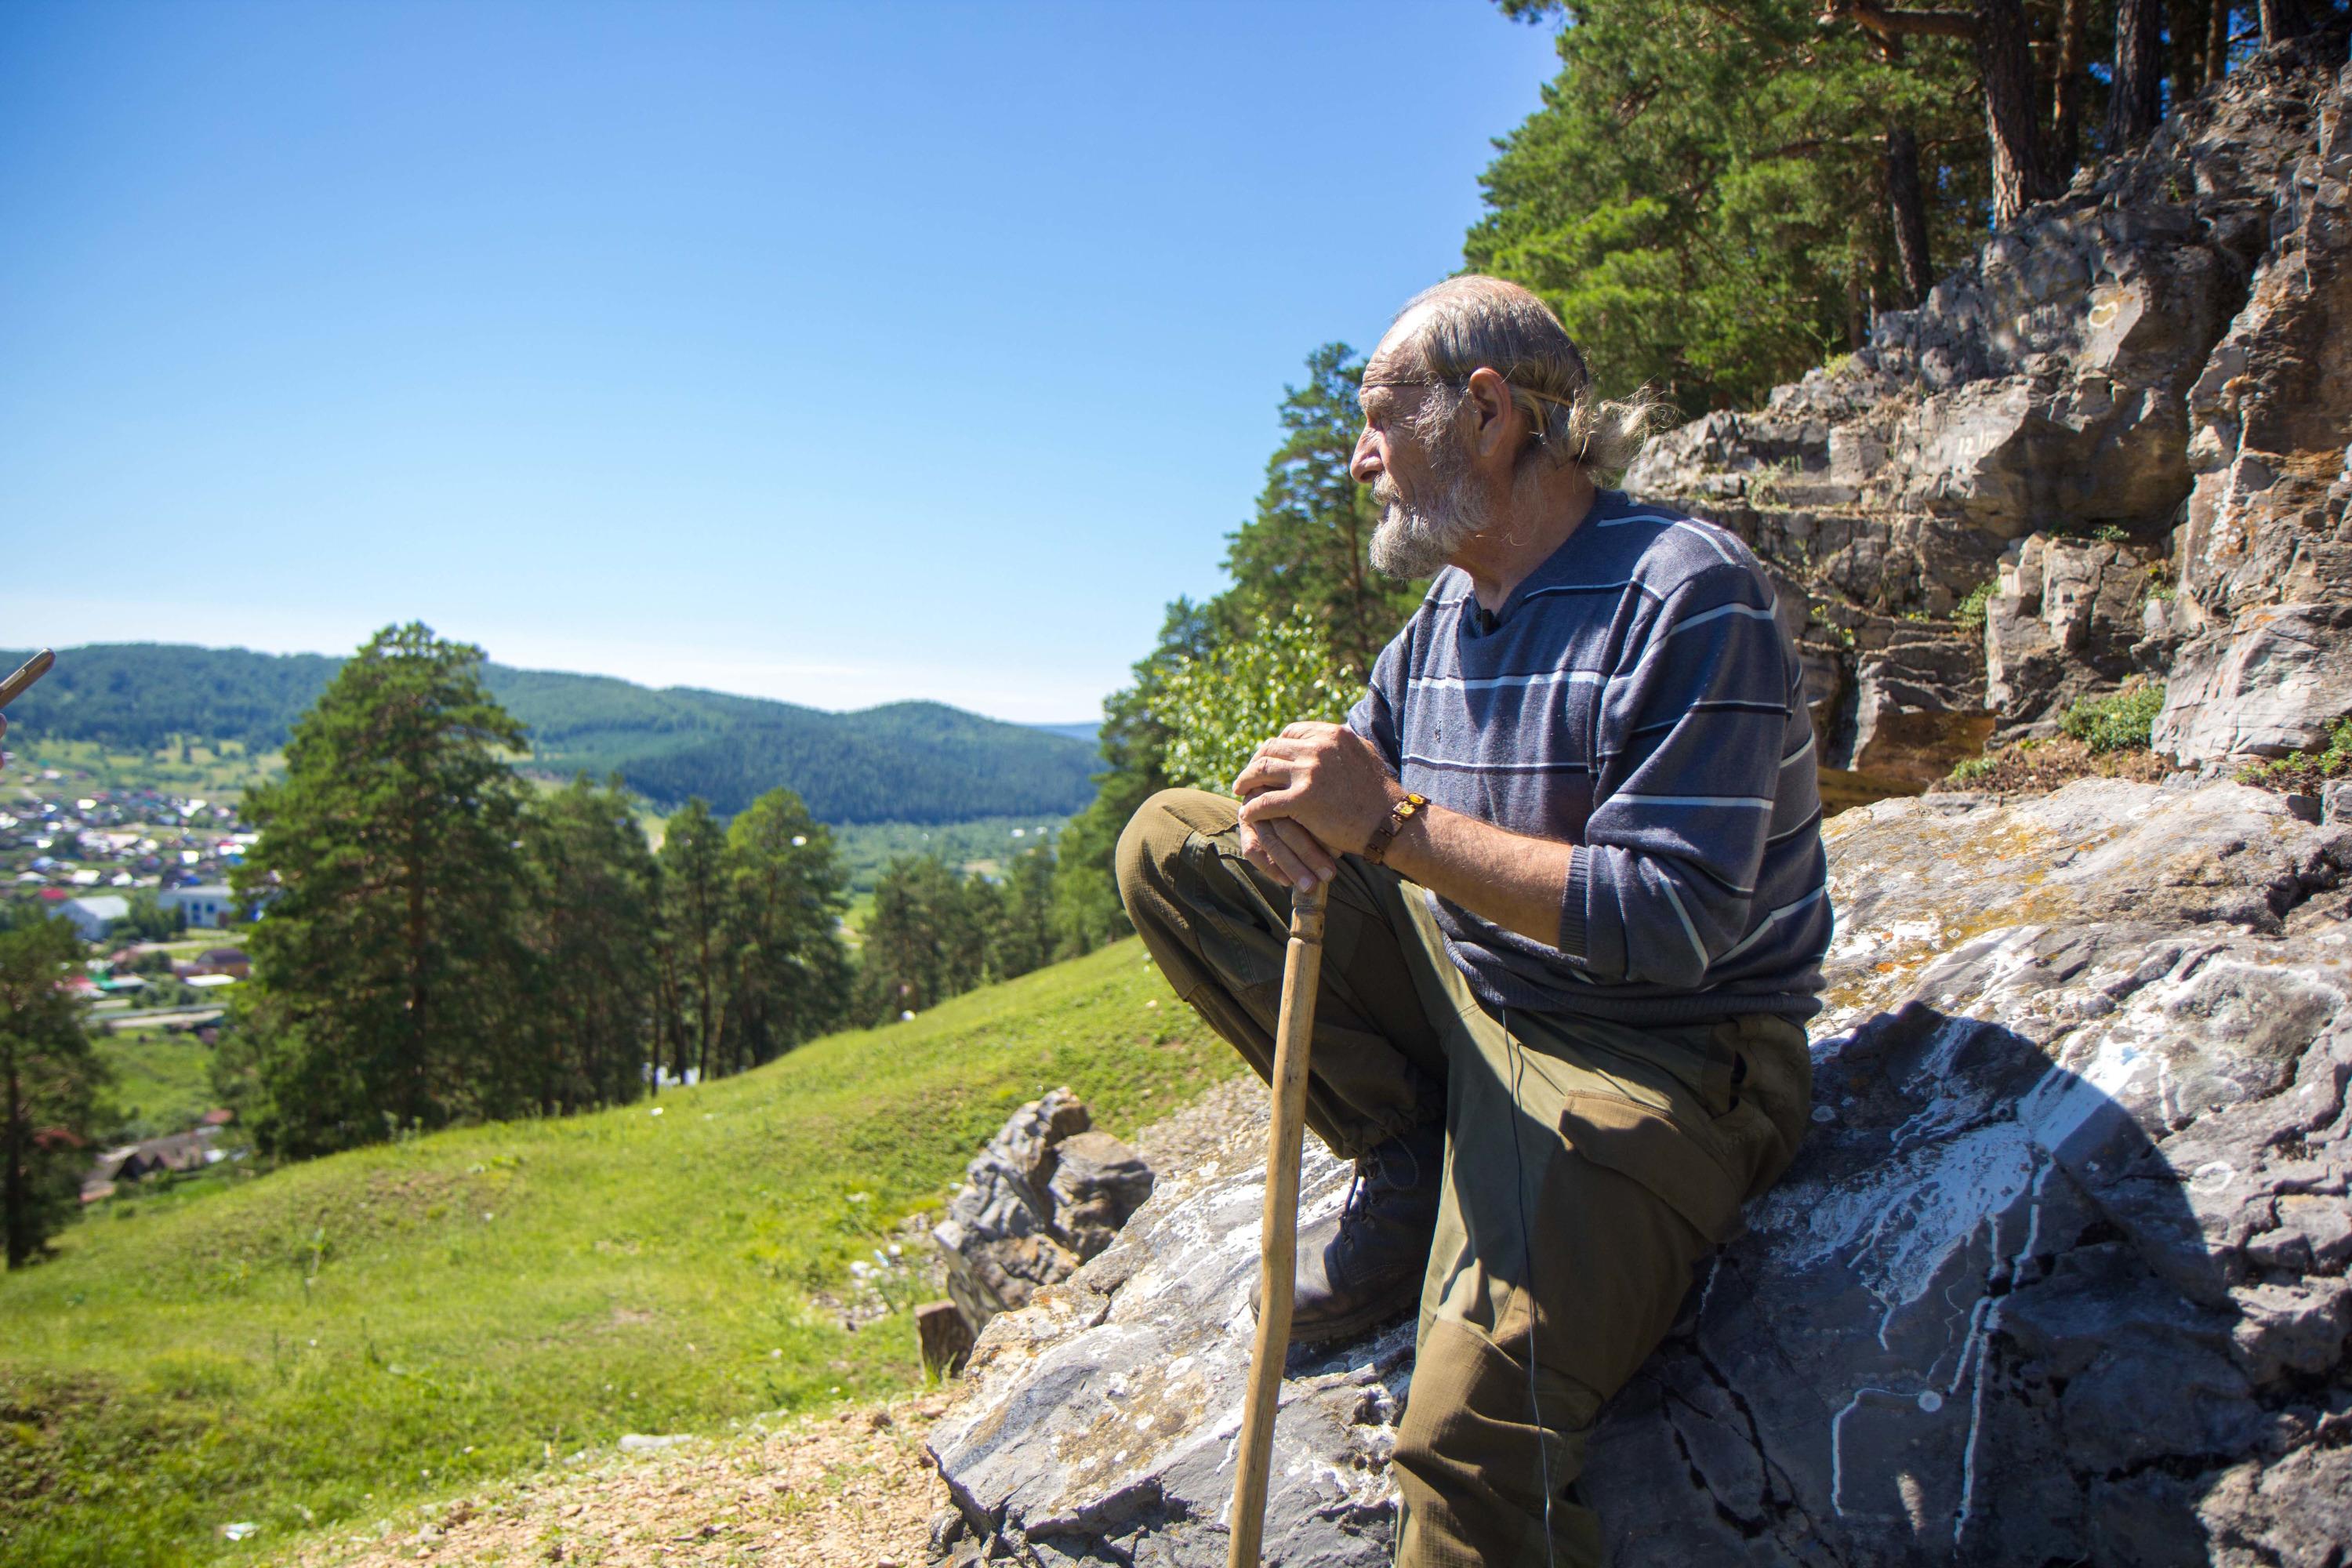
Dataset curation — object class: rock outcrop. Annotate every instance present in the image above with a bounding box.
[1623,36,2352,775]
[930,780,2352,1566]
[932,1089,1156,1338]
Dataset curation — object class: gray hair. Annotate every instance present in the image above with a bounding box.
[1391,276,1668,480]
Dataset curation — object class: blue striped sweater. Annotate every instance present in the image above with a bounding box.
[1347,488,1831,1025]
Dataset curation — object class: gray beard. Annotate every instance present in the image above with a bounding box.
[1369,470,1490,579]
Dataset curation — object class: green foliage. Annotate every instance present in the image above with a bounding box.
[0,644,342,753]
[1953,580,1997,632]
[656,798,732,1083]
[1222,345,1425,675]
[1469,0,1990,410]
[1947,754,1999,784]
[721,790,855,1065]
[2236,717,2352,793]
[93,1028,216,1145]
[2,917,109,1269]
[0,940,1234,1567]
[1050,601,1224,956]
[826,817,1064,895]
[1,646,1098,825]
[2058,681,2167,753]
[514,777,664,1112]
[854,855,996,1024]
[227,625,532,1158]
[1147,611,1359,794]
[988,845,1059,982]
[114,891,187,945]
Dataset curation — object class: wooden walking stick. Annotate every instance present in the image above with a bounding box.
[1228,877,1330,1568]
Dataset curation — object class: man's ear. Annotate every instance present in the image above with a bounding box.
[1462,367,1518,463]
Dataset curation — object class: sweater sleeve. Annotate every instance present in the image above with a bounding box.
[1560,564,1791,989]
[1346,622,1410,774]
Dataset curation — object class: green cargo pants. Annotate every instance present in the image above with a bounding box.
[1116,789,1813,1568]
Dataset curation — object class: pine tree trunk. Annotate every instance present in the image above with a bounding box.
[2169,0,2204,105]
[2110,0,2169,147]
[1976,0,2052,225]
[1886,125,1936,307]
[2049,0,2090,185]
[2259,0,2314,44]
[2206,0,2232,85]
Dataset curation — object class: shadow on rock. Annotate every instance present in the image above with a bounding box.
[1593,975,2350,1567]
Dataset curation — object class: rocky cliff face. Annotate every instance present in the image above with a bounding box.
[1624,34,2352,772]
[927,38,2352,1568]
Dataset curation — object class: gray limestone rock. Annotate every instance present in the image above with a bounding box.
[1047,1131,1157,1261]
[2153,600,2352,760]
[1984,534,2165,725]
[931,1089,1156,1337]
[929,781,2352,1566]
[1844,615,1994,781]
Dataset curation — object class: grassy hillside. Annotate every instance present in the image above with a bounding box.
[0,941,1233,1568]
[0,645,1100,822]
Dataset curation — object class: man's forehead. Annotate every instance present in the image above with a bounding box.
[1363,308,1431,383]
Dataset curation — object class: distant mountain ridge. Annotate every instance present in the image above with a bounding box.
[2,644,1102,825]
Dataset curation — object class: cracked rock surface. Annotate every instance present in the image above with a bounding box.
[928,780,2352,1566]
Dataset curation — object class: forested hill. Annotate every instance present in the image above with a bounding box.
[0,643,1100,823]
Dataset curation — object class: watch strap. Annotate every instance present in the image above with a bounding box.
[1363,791,1428,867]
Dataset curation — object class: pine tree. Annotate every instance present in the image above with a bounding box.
[657,798,731,1085]
[724,789,853,1068]
[856,855,993,1024]
[1222,345,1425,677]
[0,918,107,1269]
[989,844,1058,982]
[517,776,662,1112]
[228,623,529,1156]
[1479,0,1991,408]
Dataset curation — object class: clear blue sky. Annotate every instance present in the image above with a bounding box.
[0,1,1562,723]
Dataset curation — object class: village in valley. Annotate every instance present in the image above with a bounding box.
[2,751,256,1208]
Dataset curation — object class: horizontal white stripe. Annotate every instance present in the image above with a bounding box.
[1519,579,1642,599]
[1780,733,1816,768]
[1599,511,1740,565]
[1609,793,1775,809]
[1668,601,1780,637]
[1408,669,1605,693]
[1403,753,1591,774]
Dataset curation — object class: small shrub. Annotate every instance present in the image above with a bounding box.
[2059,681,2166,753]
[2143,559,2176,603]
[1947,755,1998,784]
[2092,523,2129,543]
[1953,580,1996,631]
[2236,717,2352,793]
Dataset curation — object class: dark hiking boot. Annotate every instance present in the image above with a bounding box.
[1254,1121,1444,1346]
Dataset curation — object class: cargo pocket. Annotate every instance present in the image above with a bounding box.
[1557,1090,1747,1245]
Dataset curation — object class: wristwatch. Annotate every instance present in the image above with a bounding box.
[1363,791,1428,867]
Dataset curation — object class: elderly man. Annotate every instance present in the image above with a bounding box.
[1115,276,1830,1566]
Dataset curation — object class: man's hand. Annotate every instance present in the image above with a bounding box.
[1231,722,1402,888]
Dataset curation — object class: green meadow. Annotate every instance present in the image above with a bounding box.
[0,941,1232,1568]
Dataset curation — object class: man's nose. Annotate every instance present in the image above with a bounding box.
[1349,426,1380,485]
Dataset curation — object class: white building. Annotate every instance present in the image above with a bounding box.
[60,895,130,940]
[160,884,235,929]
